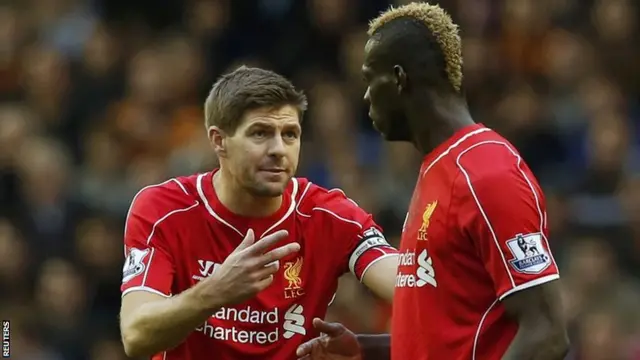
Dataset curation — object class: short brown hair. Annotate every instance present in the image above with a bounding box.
[368,3,463,93]
[204,66,308,133]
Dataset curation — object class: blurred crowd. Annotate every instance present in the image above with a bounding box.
[1,0,639,359]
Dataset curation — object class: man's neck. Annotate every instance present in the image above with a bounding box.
[408,95,474,155]
[212,170,283,217]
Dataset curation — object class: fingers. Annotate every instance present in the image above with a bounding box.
[258,242,300,266]
[296,340,316,357]
[235,228,256,251]
[312,318,345,337]
[245,230,289,254]
[253,260,280,280]
[253,274,274,292]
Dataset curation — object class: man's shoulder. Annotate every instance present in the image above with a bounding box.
[127,176,200,221]
[450,132,528,183]
[293,178,371,227]
[295,178,358,211]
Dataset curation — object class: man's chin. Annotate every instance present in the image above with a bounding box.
[250,185,286,197]
[249,178,290,197]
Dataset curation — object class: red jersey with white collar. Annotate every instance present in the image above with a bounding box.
[121,170,397,360]
[391,124,560,360]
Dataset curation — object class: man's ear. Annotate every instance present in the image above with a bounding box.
[208,126,227,158]
[394,65,407,93]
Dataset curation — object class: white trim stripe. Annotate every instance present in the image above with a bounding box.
[456,150,516,289]
[296,183,365,232]
[144,202,200,247]
[309,207,363,228]
[138,202,200,288]
[121,286,172,298]
[196,173,244,237]
[141,247,155,287]
[506,147,559,272]
[471,273,559,360]
[460,140,559,274]
[123,178,189,256]
[260,178,299,238]
[499,274,560,301]
[328,292,337,307]
[422,127,490,177]
[472,298,499,360]
[197,173,299,239]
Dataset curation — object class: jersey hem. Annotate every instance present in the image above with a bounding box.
[498,274,560,301]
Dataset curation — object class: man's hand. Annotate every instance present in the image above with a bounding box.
[296,318,362,360]
[202,229,300,308]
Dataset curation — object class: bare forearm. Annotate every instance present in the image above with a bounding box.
[357,334,390,360]
[501,326,569,360]
[121,284,221,357]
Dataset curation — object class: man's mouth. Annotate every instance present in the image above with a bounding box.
[260,168,286,173]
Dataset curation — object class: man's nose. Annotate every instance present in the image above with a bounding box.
[268,135,286,157]
[363,87,371,103]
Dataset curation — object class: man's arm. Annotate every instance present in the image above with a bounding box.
[354,282,570,360]
[361,256,397,302]
[501,282,569,360]
[120,283,223,357]
[121,229,298,357]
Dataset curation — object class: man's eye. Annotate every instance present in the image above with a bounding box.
[284,131,298,139]
[253,130,266,138]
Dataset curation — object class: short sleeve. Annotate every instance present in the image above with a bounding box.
[456,163,559,301]
[313,189,398,281]
[121,189,175,298]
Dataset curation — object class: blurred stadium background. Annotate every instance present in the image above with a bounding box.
[1,0,640,359]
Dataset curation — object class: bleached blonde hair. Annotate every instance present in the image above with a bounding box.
[368,2,463,93]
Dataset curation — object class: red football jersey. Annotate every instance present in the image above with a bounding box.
[121,170,397,360]
[391,124,560,360]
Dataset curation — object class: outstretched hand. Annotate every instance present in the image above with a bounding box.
[296,318,362,360]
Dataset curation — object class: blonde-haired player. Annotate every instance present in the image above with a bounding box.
[297,3,569,360]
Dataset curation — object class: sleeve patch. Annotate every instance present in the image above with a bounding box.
[506,233,551,274]
[122,248,150,283]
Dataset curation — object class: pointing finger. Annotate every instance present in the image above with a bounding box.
[235,229,255,251]
[246,230,289,254]
[259,242,300,265]
[296,340,316,357]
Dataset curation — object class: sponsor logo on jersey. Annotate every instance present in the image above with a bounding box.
[506,233,551,274]
[284,257,305,299]
[395,249,437,288]
[195,303,306,343]
[418,201,438,241]
[283,304,306,338]
[122,248,149,283]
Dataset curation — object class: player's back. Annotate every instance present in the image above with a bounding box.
[121,170,394,359]
[392,124,559,359]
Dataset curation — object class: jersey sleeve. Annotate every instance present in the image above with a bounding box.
[456,156,559,301]
[314,189,398,281]
[121,188,175,298]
